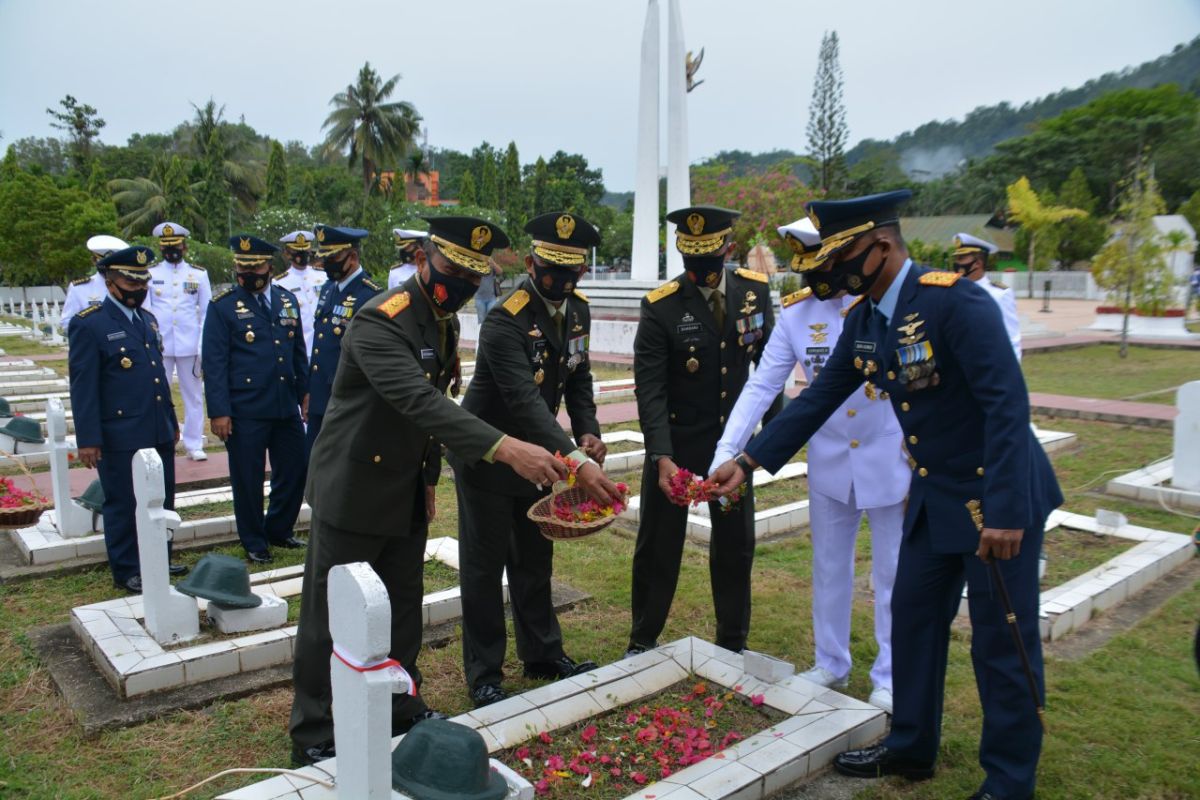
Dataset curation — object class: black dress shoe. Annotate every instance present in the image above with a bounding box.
[624,643,651,658]
[114,575,143,594]
[833,745,935,780]
[523,655,598,680]
[392,709,448,735]
[168,564,189,576]
[271,536,307,549]
[969,791,1025,800]
[246,550,273,564]
[471,684,509,708]
[291,741,335,767]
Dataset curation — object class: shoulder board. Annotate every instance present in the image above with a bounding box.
[76,304,101,319]
[272,272,289,282]
[919,271,961,287]
[503,289,530,316]
[841,295,869,318]
[378,291,411,318]
[991,279,1007,290]
[363,278,382,291]
[735,268,768,284]
[781,287,812,308]
[572,289,589,303]
[211,287,234,303]
[71,276,91,286]
[646,280,680,303]
[189,262,207,271]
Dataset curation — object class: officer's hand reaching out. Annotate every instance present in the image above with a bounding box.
[578,433,606,466]
[496,437,568,487]
[709,455,752,497]
[576,461,624,506]
[656,457,687,506]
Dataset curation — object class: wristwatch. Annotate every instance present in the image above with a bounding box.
[734,453,755,475]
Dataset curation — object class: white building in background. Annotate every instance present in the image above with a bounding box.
[1152,214,1196,286]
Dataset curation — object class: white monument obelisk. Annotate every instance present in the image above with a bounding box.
[665,0,690,276]
[630,0,661,282]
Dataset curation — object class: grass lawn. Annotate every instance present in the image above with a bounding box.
[0,333,65,358]
[0,415,1195,798]
[1040,530,1134,589]
[1021,344,1199,404]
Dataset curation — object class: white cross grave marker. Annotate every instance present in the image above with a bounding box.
[47,398,92,538]
[133,447,198,645]
[1175,381,1200,492]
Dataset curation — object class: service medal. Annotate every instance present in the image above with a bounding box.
[686,357,700,373]
[120,357,132,369]
[534,368,545,386]
[245,331,255,343]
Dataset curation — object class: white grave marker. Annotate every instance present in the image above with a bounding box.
[47,398,93,538]
[133,447,198,644]
[1174,381,1200,491]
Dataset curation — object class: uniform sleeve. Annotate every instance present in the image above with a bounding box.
[745,314,865,473]
[633,299,673,459]
[350,309,504,465]
[479,312,577,455]
[201,304,231,418]
[423,440,443,486]
[59,284,82,334]
[197,271,212,334]
[67,318,102,448]
[710,317,796,473]
[290,293,309,400]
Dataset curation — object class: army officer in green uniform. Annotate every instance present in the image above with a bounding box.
[289,216,567,766]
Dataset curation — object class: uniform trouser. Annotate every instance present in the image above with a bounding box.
[884,510,1045,800]
[98,443,176,582]
[163,355,204,452]
[807,487,904,691]
[289,514,428,749]
[303,413,324,463]
[629,462,756,652]
[456,479,564,690]
[224,416,306,554]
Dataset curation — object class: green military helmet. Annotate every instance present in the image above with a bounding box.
[74,479,105,513]
[176,553,262,608]
[391,719,508,800]
[2,415,45,444]
[0,398,12,418]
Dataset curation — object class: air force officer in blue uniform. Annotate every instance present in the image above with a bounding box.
[202,235,309,564]
[68,245,186,593]
[711,191,1062,800]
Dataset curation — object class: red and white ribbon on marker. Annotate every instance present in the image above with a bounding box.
[332,643,416,695]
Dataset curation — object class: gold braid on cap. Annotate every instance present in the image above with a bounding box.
[532,240,587,266]
[807,221,877,269]
[429,234,491,275]
[393,236,419,247]
[233,254,273,266]
[315,242,352,257]
[675,227,732,256]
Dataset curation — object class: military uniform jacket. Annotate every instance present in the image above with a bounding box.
[201,285,309,420]
[713,291,909,508]
[60,272,116,334]
[308,270,382,417]
[304,281,503,537]
[68,299,177,451]
[455,277,600,497]
[148,259,211,356]
[635,268,775,472]
[272,265,328,356]
[746,266,1063,554]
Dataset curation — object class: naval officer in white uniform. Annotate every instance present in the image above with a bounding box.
[148,221,212,461]
[274,231,327,359]
[709,217,909,713]
[951,233,1021,361]
[386,227,426,288]
[60,234,131,333]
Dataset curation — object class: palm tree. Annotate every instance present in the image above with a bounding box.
[188,98,264,211]
[108,155,203,237]
[322,62,422,210]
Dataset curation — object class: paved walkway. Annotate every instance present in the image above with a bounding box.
[1029,392,1177,426]
[30,451,234,498]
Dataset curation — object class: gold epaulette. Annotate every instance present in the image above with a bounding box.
[992,279,1008,290]
[272,272,288,282]
[735,267,768,283]
[76,304,101,318]
[503,289,530,315]
[841,295,868,318]
[919,271,961,287]
[189,262,207,271]
[572,289,589,303]
[781,287,812,308]
[211,287,234,303]
[646,280,680,303]
[378,291,411,318]
[363,278,382,291]
[71,276,91,286]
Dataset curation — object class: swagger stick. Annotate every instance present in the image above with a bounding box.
[967,500,1046,733]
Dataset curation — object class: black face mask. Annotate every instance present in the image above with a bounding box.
[323,255,350,281]
[953,258,980,277]
[420,266,479,314]
[802,269,844,301]
[684,255,724,289]
[291,252,310,268]
[236,271,269,292]
[111,284,148,309]
[162,247,183,264]
[533,263,579,302]
[831,240,885,297]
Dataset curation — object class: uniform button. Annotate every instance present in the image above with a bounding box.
[154,378,159,384]
[908,456,917,468]
[313,349,319,355]
[719,415,725,424]
[275,339,280,345]
[280,376,286,381]
[720,391,727,398]
[559,357,565,365]
[246,377,252,383]
[155,396,161,402]
[721,367,727,375]
[557,382,563,389]
[689,345,696,353]
[850,439,859,448]
[117,410,123,416]
[312,365,318,371]
[977,467,985,476]
[425,372,431,380]
[918,467,928,477]
[720,341,726,349]
[373,455,381,463]
[318,333,324,339]
[670,412,677,420]
[151,361,156,366]
[119,346,126,353]
[908,435,918,445]
[901,402,910,411]
[887,371,896,380]
[278,357,283,362]
[847,408,857,417]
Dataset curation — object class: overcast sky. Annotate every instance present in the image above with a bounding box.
[2,0,1197,191]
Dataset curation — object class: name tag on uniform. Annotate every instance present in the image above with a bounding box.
[805,346,829,356]
[854,340,876,352]
[152,279,165,285]
[420,347,436,359]
[106,331,126,341]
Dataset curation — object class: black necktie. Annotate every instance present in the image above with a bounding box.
[709,290,725,329]
[552,309,564,339]
[870,306,888,347]
[437,317,451,362]
[258,293,270,318]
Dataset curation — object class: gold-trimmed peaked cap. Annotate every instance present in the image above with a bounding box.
[152,221,189,246]
[314,224,368,257]
[228,234,279,266]
[951,232,999,257]
[776,217,822,272]
[524,211,601,267]
[805,189,913,269]
[392,227,428,248]
[279,230,315,252]
[97,246,156,282]
[666,206,740,257]
[422,215,510,275]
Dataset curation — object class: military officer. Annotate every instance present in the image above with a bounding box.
[951,233,1021,360]
[711,191,1062,800]
[387,227,426,288]
[68,245,187,592]
[274,230,328,360]
[453,211,624,708]
[60,234,130,333]
[202,235,309,564]
[289,215,568,766]
[709,216,908,714]
[305,225,382,458]
[627,205,777,657]
[148,221,212,461]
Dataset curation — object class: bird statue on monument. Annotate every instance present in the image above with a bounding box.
[686,48,705,92]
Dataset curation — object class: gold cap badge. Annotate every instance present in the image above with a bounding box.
[316,228,325,242]
[686,213,705,236]
[239,237,252,252]
[556,214,576,240]
[136,250,148,265]
[296,233,307,246]
[163,224,174,237]
[470,225,492,251]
